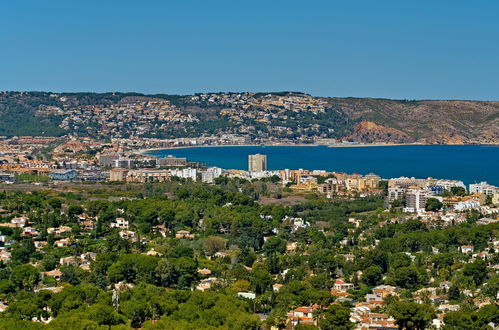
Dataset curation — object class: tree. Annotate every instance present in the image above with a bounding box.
[251,267,272,294]
[10,264,40,291]
[203,236,226,256]
[155,259,175,287]
[462,260,488,286]
[174,257,198,288]
[263,236,286,255]
[389,301,435,330]
[448,284,461,301]
[232,279,251,292]
[391,267,422,290]
[87,303,125,326]
[425,198,443,211]
[361,265,383,286]
[11,239,36,264]
[318,304,354,330]
[67,204,84,218]
[0,279,16,294]
[60,265,86,285]
[450,186,466,196]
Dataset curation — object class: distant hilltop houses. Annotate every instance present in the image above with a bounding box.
[1,91,498,144]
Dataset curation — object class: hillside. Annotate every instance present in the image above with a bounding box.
[0,91,497,144]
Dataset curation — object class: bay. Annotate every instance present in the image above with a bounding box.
[147,145,499,186]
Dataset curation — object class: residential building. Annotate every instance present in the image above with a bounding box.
[333,278,354,292]
[286,305,320,328]
[119,230,136,240]
[175,230,194,239]
[50,170,77,181]
[388,187,405,201]
[403,189,431,213]
[491,193,499,205]
[110,218,129,229]
[156,155,188,167]
[126,169,170,182]
[109,169,129,181]
[460,245,474,254]
[113,158,134,168]
[469,182,499,195]
[0,172,14,183]
[98,153,119,167]
[248,154,267,172]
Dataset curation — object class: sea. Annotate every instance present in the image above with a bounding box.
[146,145,499,186]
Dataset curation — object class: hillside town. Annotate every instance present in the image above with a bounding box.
[0,135,497,329]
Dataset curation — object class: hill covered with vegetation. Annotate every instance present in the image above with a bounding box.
[0,91,497,144]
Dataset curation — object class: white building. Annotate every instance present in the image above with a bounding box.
[435,179,466,191]
[454,200,480,211]
[171,168,197,181]
[201,167,222,183]
[403,189,432,213]
[110,218,129,229]
[469,182,499,195]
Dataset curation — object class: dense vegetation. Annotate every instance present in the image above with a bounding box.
[0,179,497,329]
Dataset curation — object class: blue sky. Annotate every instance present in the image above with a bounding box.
[1,0,498,100]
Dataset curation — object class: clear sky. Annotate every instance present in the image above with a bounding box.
[1,0,498,100]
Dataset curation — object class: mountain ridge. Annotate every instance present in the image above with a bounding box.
[0,91,497,144]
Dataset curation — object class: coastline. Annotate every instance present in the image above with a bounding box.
[140,143,322,154]
[138,142,474,154]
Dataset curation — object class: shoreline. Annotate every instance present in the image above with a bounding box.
[139,142,497,154]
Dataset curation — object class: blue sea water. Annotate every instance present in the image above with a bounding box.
[147,145,499,186]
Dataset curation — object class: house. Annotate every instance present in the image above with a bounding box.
[60,256,79,266]
[22,227,39,237]
[0,250,11,262]
[110,218,129,229]
[372,285,398,299]
[213,251,230,258]
[42,269,62,280]
[175,230,194,239]
[437,304,460,312]
[365,294,384,304]
[78,218,95,231]
[54,239,70,247]
[152,224,169,237]
[283,216,311,232]
[286,305,320,327]
[119,230,136,240]
[80,263,91,271]
[34,241,47,250]
[460,245,474,254]
[50,169,77,181]
[273,284,283,292]
[472,250,492,260]
[237,292,256,299]
[342,254,355,262]
[439,281,452,290]
[348,217,361,228]
[145,248,162,256]
[286,242,298,253]
[198,268,212,276]
[357,313,398,330]
[80,252,97,261]
[196,277,218,291]
[10,216,29,227]
[333,278,354,292]
[48,226,72,235]
[331,289,352,298]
